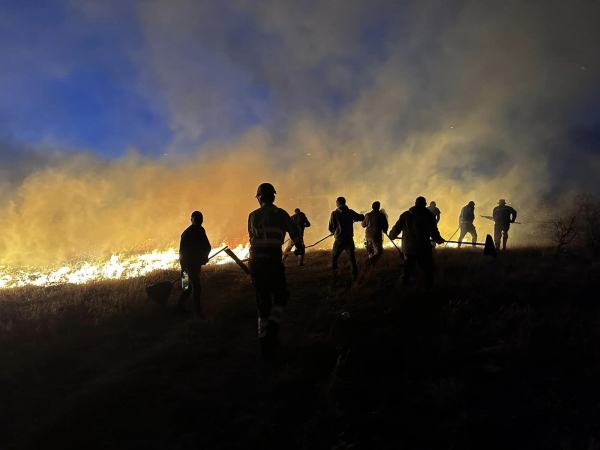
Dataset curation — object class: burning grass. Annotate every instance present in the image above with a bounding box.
[1,247,599,449]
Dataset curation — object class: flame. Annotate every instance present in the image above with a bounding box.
[0,243,250,289]
[0,234,462,289]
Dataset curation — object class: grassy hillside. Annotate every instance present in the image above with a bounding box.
[1,248,599,449]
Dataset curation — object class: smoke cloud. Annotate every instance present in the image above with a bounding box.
[1,0,599,267]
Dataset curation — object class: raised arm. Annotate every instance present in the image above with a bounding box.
[351,209,365,222]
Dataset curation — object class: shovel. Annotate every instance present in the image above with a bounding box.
[145,246,229,304]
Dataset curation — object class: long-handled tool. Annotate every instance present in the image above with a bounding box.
[224,248,250,274]
[306,233,334,249]
[385,232,404,257]
[443,226,460,247]
[146,246,229,304]
[444,234,497,258]
[389,234,497,259]
[281,233,334,255]
[481,215,522,225]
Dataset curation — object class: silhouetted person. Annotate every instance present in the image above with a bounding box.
[362,201,388,267]
[176,211,211,318]
[458,201,478,248]
[283,208,311,266]
[493,199,517,250]
[329,197,365,280]
[427,201,441,224]
[248,183,303,358]
[389,196,445,288]
[427,201,442,248]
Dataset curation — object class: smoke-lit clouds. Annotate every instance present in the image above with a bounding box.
[1,0,599,266]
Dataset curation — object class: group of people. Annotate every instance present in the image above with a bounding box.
[175,183,518,357]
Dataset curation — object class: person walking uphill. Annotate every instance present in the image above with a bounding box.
[329,197,365,280]
[362,201,388,267]
[389,197,445,289]
[283,208,311,266]
[458,201,478,247]
[176,211,211,318]
[248,183,304,358]
[493,199,517,250]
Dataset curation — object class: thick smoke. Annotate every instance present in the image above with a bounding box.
[1,0,599,267]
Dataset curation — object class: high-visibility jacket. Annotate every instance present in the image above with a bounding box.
[248,203,301,250]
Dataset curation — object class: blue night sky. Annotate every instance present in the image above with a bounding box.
[0,0,599,169]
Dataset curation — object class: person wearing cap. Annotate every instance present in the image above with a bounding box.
[389,196,445,288]
[329,197,365,280]
[283,208,311,266]
[176,211,211,318]
[248,183,304,358]
[457,201,478,248]
[493,199,517,250]
[361,201,388,267]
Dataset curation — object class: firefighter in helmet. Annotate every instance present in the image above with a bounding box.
[248,183,304,358]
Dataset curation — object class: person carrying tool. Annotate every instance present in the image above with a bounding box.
[389,196,445,289]
[329,197,365,280]
[283,208,311,266]
[362,201,388,267]
[458,201,478,248]
[493,199,517,251]
[176,211,211,318]
[248,183,304,358]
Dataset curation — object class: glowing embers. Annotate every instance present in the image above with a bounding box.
[0,243,251,289]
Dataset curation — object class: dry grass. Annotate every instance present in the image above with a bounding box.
[1,247,599,449]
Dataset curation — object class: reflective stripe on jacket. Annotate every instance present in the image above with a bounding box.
[248,203,301,249]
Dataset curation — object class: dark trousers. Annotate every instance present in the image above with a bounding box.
[494,223,510,250]
[458,222,478,247]
[403,251,435,289]
[366,235,384,266]
[283,237,305,265]
[176,266,202,316]
[249,257,289,340]
[332,237,358,278]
